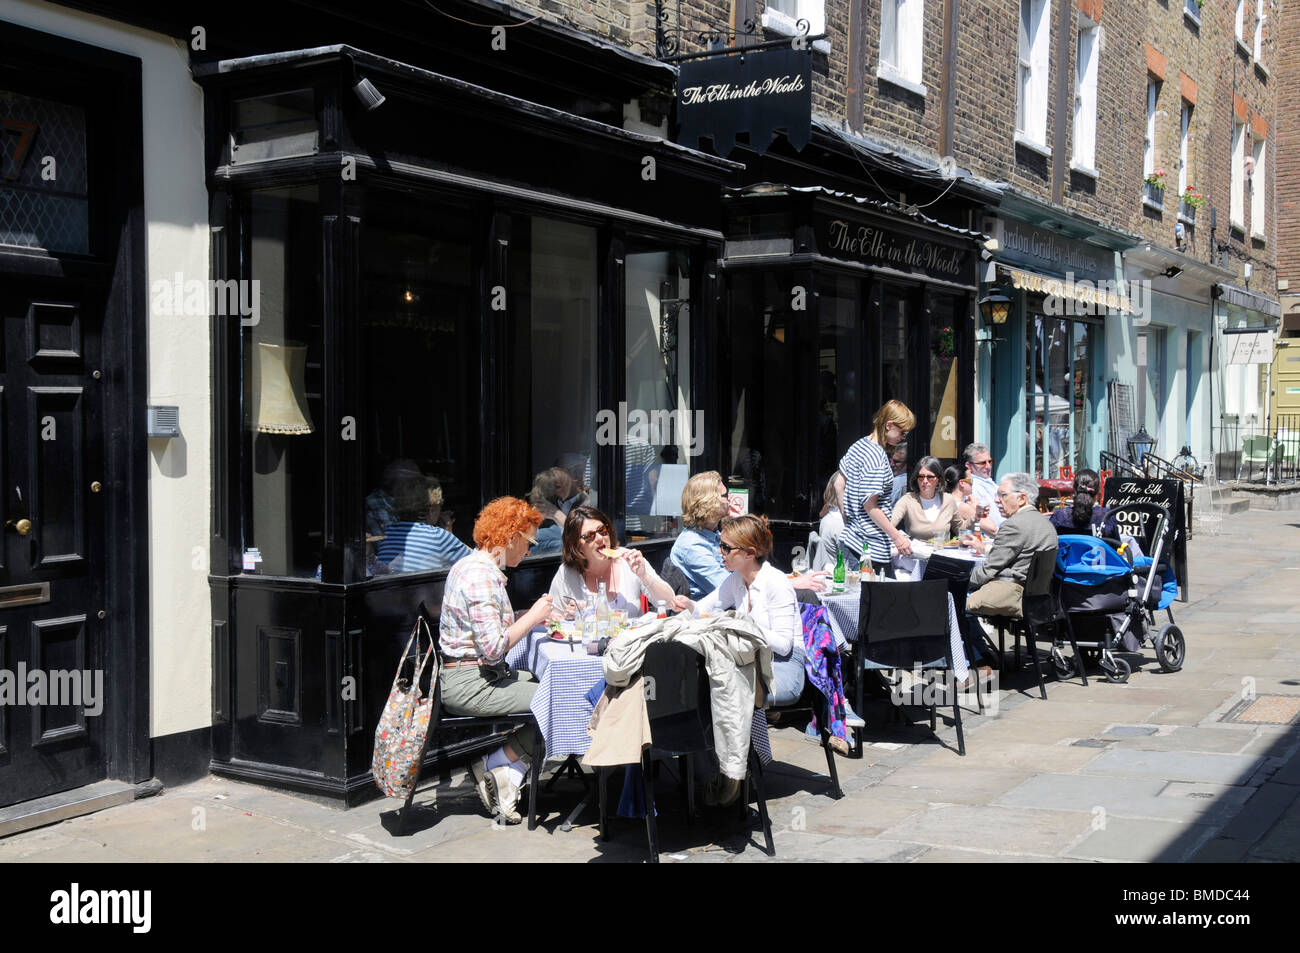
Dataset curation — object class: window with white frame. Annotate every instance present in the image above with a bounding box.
[1235,0,1246,46]
[1179,101,1190,195]
[763,0,826,42]
[1254,0,1266,61]
[879,0,925,91]
[1184,0,1200,21]
[1017,0,1050,148]
[1231,119,1246,229]
[1072,16,1099,171]
[1143,79,1157,182]
[1250,136,1266,237]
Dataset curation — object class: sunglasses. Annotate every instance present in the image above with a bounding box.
[580,529,611,543]
[917,474,939,481]
[718,541,747,555]
[523,535,538,547]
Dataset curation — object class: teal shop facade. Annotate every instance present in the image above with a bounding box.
[976,191,1137,479]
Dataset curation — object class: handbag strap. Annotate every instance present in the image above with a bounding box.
[390,615,437,696]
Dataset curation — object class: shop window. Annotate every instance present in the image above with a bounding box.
[1027,315,1095,478]
[0,88,89,254]
[879,0,926,94]
[513,216,600,551]
[622,244,693,540]
[881,287,914,413]
[927,295,961,463]
[726,270,800,518]
[818,276,864,489]
[360,194,478,577]
[243,185,323,577]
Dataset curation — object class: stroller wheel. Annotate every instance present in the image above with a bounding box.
[1154,624,1186,673]
[1051,649,1075,680]
[1101,654,1131,684]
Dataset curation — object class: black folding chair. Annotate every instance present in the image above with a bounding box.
[1003,548,1086,696]
[853,579,969,756]
[659,554,692,598]
[398,602,544,833]
[597,641,774,862]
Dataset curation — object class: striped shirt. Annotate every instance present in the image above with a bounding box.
[839,436,895,564]
[439,550,515,662]
[376,522,471,573]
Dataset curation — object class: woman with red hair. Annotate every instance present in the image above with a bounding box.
[439,496,553,824]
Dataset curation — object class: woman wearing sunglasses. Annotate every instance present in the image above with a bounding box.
[688,514,803,707]
[439,497,554,824]
[548,505,687,615]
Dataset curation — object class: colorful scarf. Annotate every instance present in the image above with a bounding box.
[798,603,849,744]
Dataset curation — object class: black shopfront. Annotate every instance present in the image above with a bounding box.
[198,44,738,801]
[716,186,979,547]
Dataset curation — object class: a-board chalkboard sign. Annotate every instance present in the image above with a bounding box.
[1103,476,1188,600]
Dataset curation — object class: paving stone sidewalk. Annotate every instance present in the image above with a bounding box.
[3,508,1298,863]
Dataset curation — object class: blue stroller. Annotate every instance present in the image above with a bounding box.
[1054,502,1186,684]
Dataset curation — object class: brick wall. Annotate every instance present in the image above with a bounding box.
[1275,0,1298,292]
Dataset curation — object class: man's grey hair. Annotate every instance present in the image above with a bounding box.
[963,442,990,465]
[1002,472,1039,506]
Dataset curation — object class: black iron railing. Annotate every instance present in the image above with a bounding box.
[1212,414,1300,484]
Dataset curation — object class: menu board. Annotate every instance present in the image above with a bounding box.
[1103,476,1187,600]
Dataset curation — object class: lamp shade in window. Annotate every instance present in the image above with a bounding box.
[251,341,315,434]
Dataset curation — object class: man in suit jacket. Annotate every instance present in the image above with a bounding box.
[966,472,1059,616]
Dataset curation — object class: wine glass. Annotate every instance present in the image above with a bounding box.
[792,552,809,575]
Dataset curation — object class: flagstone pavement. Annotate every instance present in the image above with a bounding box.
[3,507,1298,863]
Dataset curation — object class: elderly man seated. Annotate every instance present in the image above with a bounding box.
[962,472,1059,673]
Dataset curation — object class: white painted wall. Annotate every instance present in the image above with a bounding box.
[2,0,211,738]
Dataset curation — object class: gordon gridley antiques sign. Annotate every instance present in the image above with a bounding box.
[815,213,975,285]
[676,46,812,156]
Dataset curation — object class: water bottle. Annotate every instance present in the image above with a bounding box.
[595,582,611,641]
[833,548,846,593]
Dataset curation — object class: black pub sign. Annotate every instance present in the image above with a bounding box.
[816,209,976,285]
[676,46,812,155]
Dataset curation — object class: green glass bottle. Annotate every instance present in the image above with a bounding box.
[833,548,846,592]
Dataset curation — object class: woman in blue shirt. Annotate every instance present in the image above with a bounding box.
[669,471,731,598]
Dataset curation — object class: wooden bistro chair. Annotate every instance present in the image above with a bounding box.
[854,579,969,756]
[597,640,775,862]
[399,602,544,833]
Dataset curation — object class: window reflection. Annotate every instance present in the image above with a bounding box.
[819,276,863,487]
[244,185,323,577]
[360,195,478,576]
[928,296,961,463]
[624,245,692,540]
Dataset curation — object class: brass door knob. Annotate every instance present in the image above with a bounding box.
[6,518,31,535]
[91,481,102,493]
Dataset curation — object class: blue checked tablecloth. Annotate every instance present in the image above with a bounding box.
[505,630,772,765]
[818,588,969,682]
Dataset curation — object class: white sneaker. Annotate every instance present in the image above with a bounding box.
[843,701,866,729]
[488,765,523,825]
[467,756,495,817]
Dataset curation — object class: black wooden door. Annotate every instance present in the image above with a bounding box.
[0,274,107,806]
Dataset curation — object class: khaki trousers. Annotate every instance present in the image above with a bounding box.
[439,665,540,761]
[966,579,1024,618]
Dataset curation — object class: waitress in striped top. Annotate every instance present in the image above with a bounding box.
[832,400,916,577]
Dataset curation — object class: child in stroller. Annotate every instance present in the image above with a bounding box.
[1054,502,1186,683]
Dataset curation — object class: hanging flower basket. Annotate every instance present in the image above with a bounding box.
[1182,187,1208,208]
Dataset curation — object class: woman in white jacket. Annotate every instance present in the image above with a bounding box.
[692,514,804,706]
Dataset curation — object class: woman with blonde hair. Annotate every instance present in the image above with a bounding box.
[669,470,732,597]
[440,497,553,824]
[832,399,916,577]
